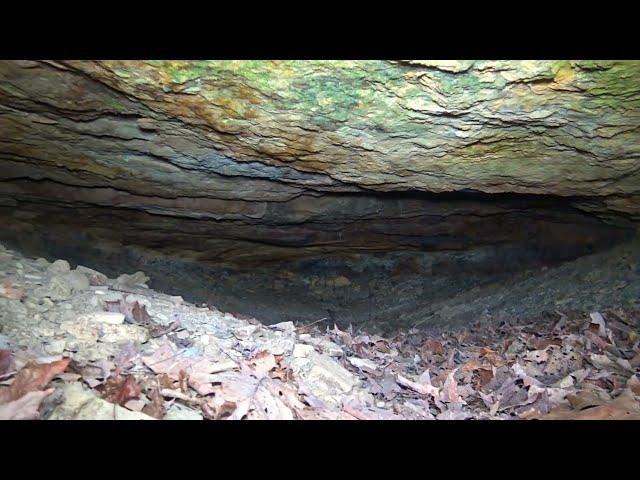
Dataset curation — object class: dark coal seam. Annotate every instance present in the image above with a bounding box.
[1,174,627,225]
[0,101,144,124]
[3,194,622,239]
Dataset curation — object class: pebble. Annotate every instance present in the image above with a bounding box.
[164,403,203,420]
[233,325,257,340]
[45,339,66,355]
[35,258,50,267]
[64,270,90,292]
[169,295,183,305]
[114,271,149,288]
[293,343,315,358]
[46,276,73,301]
[47,259,70,275]
[75,265,108,286]
[348,357,378,371]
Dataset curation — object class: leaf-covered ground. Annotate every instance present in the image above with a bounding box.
[1,242,639,420]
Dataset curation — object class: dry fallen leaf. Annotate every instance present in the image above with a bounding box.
[542,389,640,420]
[100,375,142,406]
[247,350,277,375]
[441,370,463,403]
[626,375,640,396]
[228,379,294,420]
[0,358,70,404]
[142,385,165,419]
[420,338,445,358]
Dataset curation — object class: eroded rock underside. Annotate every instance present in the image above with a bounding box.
[1,60,640,330]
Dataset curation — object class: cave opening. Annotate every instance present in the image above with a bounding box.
[0,185,636,333]
[1,59,640,421]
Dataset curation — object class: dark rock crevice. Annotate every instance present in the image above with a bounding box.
[0,176,635,331]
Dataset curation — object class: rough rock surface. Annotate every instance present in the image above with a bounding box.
[1,61,639,249]
[2,61,639,209]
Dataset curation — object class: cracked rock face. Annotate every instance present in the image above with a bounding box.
[0,60,639,328]
[2,60,639,207]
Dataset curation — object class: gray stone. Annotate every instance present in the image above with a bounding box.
[164,403,203,420]
[47,259,70,275]
[49,382,155,420]
[46,276,73,301]
[113,271,149,289]
[80,312,125,325]
[64,270,90,292]
[76,265,108,286]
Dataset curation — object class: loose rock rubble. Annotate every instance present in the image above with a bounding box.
[1,242,639,420]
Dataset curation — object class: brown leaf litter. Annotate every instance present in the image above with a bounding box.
[1,246,639,420]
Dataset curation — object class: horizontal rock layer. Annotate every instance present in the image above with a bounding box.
[1,60,639,327]
[1,60,640,220]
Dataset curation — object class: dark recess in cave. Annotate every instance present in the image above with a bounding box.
[0,184,635,332]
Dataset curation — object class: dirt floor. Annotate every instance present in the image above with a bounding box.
[1,241,639,420]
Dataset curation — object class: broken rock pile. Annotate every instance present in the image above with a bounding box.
[1,242,639,420]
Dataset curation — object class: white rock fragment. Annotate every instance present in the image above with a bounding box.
[124,399,147,412]
[169,295,183,306]
[79,312,125,325]
[233,325,257,340]
[60,320,99,343]
[348,357,378,372]
[554,375,575,389]
[164,403,203,420]
[60,315,148,346]
[270,321,295,333]
[45,339,66,355]
[101,292,123,303]
[318,339,344,357]
[292,350,358,407]
[293,343,315,358]
[99,324,149,344]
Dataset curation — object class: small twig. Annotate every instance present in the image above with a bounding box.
[296,317,329,333]
[160,389,201,404]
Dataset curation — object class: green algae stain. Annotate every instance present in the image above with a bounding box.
[113,69,131,79]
